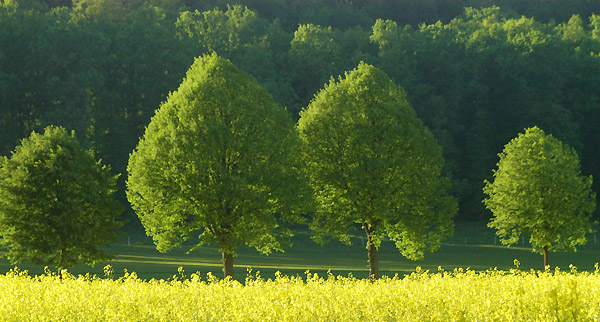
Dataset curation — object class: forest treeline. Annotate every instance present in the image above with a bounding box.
[24,0,600,30]
[2,0,600,223]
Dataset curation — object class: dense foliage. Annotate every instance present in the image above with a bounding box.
[2,0,600,221]
[33,0,600,31]
[3,266,600,321]
[0,126,122,272]
[484,127,596,267]
[298,63,455,278]
[127,53,310,278]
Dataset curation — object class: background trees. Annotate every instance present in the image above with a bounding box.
[369,7,599,220]
[0,0,598,280]
[298,63,456,279]
[1,0,600,223]
[0,126,122,275]
[175,5,292,108]
[127,54,311,279]
[484,127,596,268]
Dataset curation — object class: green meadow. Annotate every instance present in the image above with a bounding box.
[1,223,598,282]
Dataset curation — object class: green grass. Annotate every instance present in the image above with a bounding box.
[1,222,599,282]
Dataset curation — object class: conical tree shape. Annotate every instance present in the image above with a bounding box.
[298,62,456,279]
[127,53,311,279]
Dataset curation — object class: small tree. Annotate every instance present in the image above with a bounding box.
[0,126,122,275]
[297,62,456,279]
[484,126,596,268]
[127,53,311,279]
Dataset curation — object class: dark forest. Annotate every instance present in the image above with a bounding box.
[2,0,600,225]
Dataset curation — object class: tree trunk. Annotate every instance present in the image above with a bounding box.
[222,252,234,279]
[58,248,65,280]
[364,224,379,280]
[543,245,550,269]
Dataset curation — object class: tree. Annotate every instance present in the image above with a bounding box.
[484,126,596,268]
[126,53,311,279]
[0,3,109,157]
[72,0,143,23]
[287,23,342,113]
[0,126,122,276]
[86,2,193,191]
[297,62,456,279]
[175,5,293,113]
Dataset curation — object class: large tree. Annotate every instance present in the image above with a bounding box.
[127,53,311,279]
[484,126,596,268]
[297,62,456,279]
[0,126,122,276]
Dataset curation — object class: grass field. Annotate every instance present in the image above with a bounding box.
[1,222,599,281]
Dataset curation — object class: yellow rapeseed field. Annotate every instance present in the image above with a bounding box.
[1,264,599,321]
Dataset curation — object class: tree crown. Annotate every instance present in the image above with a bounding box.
[0,125,122,270]
[127,53,311,256]
[485,126,596,253]
[298,62,456,260]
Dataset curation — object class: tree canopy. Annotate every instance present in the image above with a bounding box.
[2,1,600,223]
[297,62,456,279]
[0,126,122,274]
[484,126,596,267]
[126,53,311,278]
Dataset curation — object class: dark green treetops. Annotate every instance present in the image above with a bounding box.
[0,126,122,273]
[297,62,456,279]
[484,126,596,268]
[127,53,311,279]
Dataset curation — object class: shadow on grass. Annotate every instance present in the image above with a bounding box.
[2,238,599,282]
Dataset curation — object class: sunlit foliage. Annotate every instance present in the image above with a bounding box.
[127,53,311,278]
[298,62,455,278]
[484,126,596,267]
[0,126,122,272]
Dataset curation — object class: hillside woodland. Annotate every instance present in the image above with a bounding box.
[2,0,600,223]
